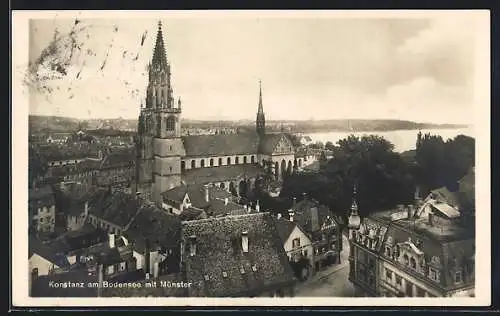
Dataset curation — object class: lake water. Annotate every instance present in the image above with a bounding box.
[305,127,475,153]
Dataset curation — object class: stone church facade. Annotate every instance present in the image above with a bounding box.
[136,22,304,205]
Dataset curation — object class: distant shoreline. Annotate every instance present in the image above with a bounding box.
[28,114,470,134]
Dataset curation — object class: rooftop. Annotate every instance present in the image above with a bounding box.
[182,132,260,157]
[181,213,297,297]
[182,164,264,185]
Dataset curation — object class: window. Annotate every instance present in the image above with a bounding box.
[169,166,172,172]
[119,262,126,271]
[292,238,300,248]
[252,265,257,272]
[204,275,210,281]
[107,265,115,275]
[235,157,239,164]
[181,161,185,171]
[227,157,231,165]
[222,271,228,278]
[166,116,175,131]
[303,250,308,257]
[251,156,255,163]
[386,269,393,280]
[403,254,409,265]
[169,145,172,151]
[455,271,463,283]
[395,274,402,286]
[191,160,196,169]
[410,257,417,269]
[40,218,44,223]
[201,159,205,167]
[210,159,214,167]
[243,156,247,164]
[218,158,222,166]
[385,247,392,257]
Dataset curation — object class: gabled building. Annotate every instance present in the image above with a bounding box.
[289,196,342,273]
[161,183,247,219]
[275,215,314,280]
[122,205,182,277]
[180,212,297,297]
[29,184,57,235]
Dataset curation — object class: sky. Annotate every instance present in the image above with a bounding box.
[24,12,480,124]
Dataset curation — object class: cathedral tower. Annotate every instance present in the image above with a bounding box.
[136,21,184,204]
[256,80,266,138]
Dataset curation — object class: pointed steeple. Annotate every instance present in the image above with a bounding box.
[151,21,168,71]
[348,185,361,229]
[256,79,266,138]
[258,80,264,114]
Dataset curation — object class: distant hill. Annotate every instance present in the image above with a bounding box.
[28,115,469,134]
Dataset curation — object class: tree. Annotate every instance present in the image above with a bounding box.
[281,134,415,217]
[308,141,324,150]
[324,141,335,151]
[416,133,475,194]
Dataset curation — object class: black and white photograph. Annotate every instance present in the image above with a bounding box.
[11,10,490,306]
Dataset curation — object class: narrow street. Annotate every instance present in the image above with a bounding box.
[294,233,355,297]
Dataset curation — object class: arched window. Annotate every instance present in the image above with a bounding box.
[243,156,247,164]
[210,159,214,167]
[201,159,205,167]
[235,157,239,164]
[403,254,409,265]
[218,158,223,166]
[166,116,175,131]
[410,257,417,269]
[251,156,255,164]
[191,160,196,169]
[227,157,231,165]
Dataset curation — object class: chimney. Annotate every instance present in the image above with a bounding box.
[242,231,249,253]
[256,200,260,213]
[108,233,115,248]
[293,197,297,209]
[224,198,228,206]
[204,185,209,203]
[302,192,307,200]
[189,235,197,256]
[97,263,104,297]
[288,210,294,222]
[153,261,159,278]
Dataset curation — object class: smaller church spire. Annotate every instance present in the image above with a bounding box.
[151,20,168,70]
[348,185,361,230]
[256,79,266,138]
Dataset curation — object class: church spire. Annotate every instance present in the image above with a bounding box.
[151,21,168,71]
[256,80,266,138]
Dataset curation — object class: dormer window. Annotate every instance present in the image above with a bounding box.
[204,275,210,281]
[410,257,417,269]
[252,265,257,272]
[403,254,409,265]
[222,271,228,278]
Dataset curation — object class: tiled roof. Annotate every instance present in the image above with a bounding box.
[182,164,264,185]
[125,205,182,252]
[274,218,296,243]
[29,235,70,268]
[429,201,461,219]
[181,213,297,297]
[29,184,55,201]
[182,133,260,157]
[206,198,246,217]
[88,190,141,228]
[162,184,238,211]
[430,187,461,209]
[39,144,102,161]
[292,198,333,234]
[179,207,206,221]
[100,150,135,170]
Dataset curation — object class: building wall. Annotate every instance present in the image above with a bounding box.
[379,260,441,297]
[284,226,314,264]
[88,215,124,235]
[29,254,59,277]
[32,205,56,233]
[182,153,258,171]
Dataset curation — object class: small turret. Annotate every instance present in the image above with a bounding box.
[347,185,361,230]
